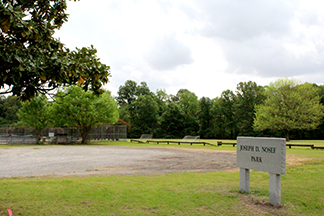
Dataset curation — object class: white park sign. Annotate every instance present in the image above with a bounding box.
[236,137,286,206]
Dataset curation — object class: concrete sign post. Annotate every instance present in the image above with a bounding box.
[236,137,286,206]
[240,168,250,193]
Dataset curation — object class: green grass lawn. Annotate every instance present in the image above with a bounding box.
[1,140,323,215]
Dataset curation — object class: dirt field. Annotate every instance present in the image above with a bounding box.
[0,145,237,178]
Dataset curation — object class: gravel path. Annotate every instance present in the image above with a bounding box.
[0,146,237,178]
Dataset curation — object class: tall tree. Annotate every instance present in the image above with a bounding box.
[307,84,324,140]
[17,95,49,143]
[0,1,110,100]
[152,89,171,137]
[234,81,265,136]
[210,97,225,138]
[197,97,214,138]
[116,80,152,107]
[116,80,138,107]
[176,89,199,136]
[51,86,119,143]
[159,103,185,138]
[218,90,237,139]
[116,80,153,136]
[254,78,324,141]
[154,89,170,116]
[130,95,159,137]
[136,81,152,97]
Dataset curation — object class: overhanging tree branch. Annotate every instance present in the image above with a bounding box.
[1,0,110,100]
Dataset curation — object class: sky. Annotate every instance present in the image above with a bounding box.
[54,0,324,99]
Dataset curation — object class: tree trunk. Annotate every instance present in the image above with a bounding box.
[80,127,91,144]
[285,130,290,141]
[81,134,87,144]
[35,129,42,144]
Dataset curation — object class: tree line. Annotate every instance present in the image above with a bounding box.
[1,78,324,142]
[116,78,324,141]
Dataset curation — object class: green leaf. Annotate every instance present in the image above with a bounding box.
[21,31,27,37]
[3,75,8,82]
[1,17,10,33]
[40,75,46,81]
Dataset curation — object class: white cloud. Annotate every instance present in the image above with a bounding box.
[195,0,296,41]
[54,0,324,99]
[181,0,324,80]
[145,33,194,70]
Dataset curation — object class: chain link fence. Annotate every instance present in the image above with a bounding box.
[0,125,127,144]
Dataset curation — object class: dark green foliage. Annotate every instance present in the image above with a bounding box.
[154,89,169,116]
[209,98,223,138]
[116,80,157,138]
[116,80,138,107]
[234,81,265,136]
[116,80,152,107]
[115,79,324,140]
[176,89,199,136]
[159,103,185,138]
[0,95,21,125]
[129,95,159,138]
[197,97,213,138]
[217,90,238,139]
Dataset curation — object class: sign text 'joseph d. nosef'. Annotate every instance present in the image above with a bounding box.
[236,137,286,174]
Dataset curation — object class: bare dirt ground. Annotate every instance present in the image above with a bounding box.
[0,145,237,178]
